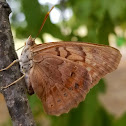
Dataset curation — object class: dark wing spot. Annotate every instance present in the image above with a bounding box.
[70,72,75,77]
[57,99,61,102]
[53,86,57,92]
[75,83,79,89]
[55,47,60,56]
[64,47,71,58]
[68,87,73,90]
[64,93,67,97]
[78,46,86,61]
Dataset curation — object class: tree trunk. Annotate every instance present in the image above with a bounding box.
[0,0,36,125]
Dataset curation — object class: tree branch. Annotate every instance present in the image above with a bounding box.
[0,0,36,125]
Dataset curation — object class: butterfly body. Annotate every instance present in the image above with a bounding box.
[20,36,34,73]
[20,36,35,90]
[20,35,121,116]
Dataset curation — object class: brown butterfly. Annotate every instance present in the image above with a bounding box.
[0,6,122,116]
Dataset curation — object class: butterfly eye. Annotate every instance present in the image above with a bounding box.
[27,40,35,46]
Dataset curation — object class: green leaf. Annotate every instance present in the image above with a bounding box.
[116,36,126,47]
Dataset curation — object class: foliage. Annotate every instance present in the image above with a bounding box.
[7,0,126,126]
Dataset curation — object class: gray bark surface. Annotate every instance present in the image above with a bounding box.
[0,0,36,125]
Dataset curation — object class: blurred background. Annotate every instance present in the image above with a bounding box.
[0,0,126,126]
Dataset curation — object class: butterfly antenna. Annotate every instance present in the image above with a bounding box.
[16,45,25,51]
[34,6,54,40]
[16,6,54,51]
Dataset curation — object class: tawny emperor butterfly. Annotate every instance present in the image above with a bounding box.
[0,6,122,116]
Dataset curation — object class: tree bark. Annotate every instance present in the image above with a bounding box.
[0,0,36,126]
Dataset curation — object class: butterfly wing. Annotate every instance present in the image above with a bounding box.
[29,53,92,116]
[30,42,121,86]
[29,41,121,116]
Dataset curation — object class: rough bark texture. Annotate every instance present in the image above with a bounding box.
[0,0,36,126]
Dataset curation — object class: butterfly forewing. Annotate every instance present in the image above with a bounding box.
[30,42,121,86]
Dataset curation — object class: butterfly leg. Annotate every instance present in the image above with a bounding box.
[0,59,19,72]
[1,74,25,90]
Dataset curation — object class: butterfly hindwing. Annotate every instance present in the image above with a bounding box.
[29,53,92,116]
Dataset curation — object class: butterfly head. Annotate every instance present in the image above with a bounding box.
[25,35,35,46]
